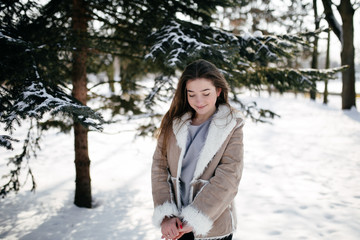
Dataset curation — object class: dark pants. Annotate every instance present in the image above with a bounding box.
[179,232,233,240]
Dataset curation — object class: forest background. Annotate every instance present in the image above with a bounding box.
[0,0,359,239]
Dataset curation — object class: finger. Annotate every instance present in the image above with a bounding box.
[171,227,179,236]
[175,218,183,229]
[161,233,170,239]
[179,226,192,234]
[161,225,170,236]
[161,226,167,235]
[162,233,171,240]
[175,232,185,239]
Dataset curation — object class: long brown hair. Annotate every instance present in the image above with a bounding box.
[157,59,230,151]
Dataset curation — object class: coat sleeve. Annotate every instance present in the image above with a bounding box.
[151,133,179,227]
[180,124,244,236]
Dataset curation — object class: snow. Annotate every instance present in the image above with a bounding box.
[145,20,211,67]
[4,81,103,131]
[0,32,25,44]
[146,21,238,69]
[1,93,360,240]
[253,30,263,38]
[242,31,252,41]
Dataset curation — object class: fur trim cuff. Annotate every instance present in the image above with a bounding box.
[152,202,179,227]
[181,205,213,236]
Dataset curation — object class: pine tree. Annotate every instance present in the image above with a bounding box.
[213,0,325,98]
[0,0,342,205]
[310,0,320,100]
[0,0,242,206]
[145,18,343,121]
[321,0,357,109]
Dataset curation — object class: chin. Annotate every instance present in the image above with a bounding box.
[197,109,209,115]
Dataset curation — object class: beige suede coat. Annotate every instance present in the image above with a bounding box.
[151,104,244,239]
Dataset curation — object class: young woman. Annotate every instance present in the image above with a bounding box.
[151,59,244,240]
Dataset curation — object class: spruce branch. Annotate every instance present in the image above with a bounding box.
[0,120,40,198]
[0,135,20,150]
[1,80,104,132]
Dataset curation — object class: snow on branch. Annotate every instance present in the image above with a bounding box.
[144,19,342,124]
[238,30,312,65]
[246,66,346,93]
[0,31,27,45]
[145,20,239,69]
[2,81,104,132]
[0,121,39,198]
[145,19,312,71]
[144,75,174,110]
[0,135,19,150]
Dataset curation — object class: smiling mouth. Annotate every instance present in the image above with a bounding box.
[197,105,206,109]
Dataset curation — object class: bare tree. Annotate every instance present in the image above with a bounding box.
[324,28,331,104]
[310,0,320,100]
[322,0,357,109]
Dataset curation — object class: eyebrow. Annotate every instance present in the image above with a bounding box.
[187,88,211,92]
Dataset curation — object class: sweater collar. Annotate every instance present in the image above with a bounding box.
[172,104,244,180]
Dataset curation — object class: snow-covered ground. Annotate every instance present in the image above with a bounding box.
[0,92,359,240]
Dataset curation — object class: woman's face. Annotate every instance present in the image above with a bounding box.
[186,78,221,119]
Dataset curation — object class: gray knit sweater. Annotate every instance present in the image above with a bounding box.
[180,116,212,206]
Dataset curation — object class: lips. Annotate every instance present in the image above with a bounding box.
[197,105,206,109]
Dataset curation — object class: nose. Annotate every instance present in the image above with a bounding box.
[194,95,203,104]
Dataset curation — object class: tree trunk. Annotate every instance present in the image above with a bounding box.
[338,0,356,109]
[110,56,121,93]
[72,0,92,208]
[324,28,330,104]
[322,0,342,41]
[310,0,320,100]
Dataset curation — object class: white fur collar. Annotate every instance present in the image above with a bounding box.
[172,105,244,181]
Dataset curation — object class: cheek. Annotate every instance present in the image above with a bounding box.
[209,95,218,104]
[187,96,195,106]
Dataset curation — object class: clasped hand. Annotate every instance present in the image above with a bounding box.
[161,217,193,240]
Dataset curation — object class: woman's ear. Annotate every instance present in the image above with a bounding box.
[216,88,222,97]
